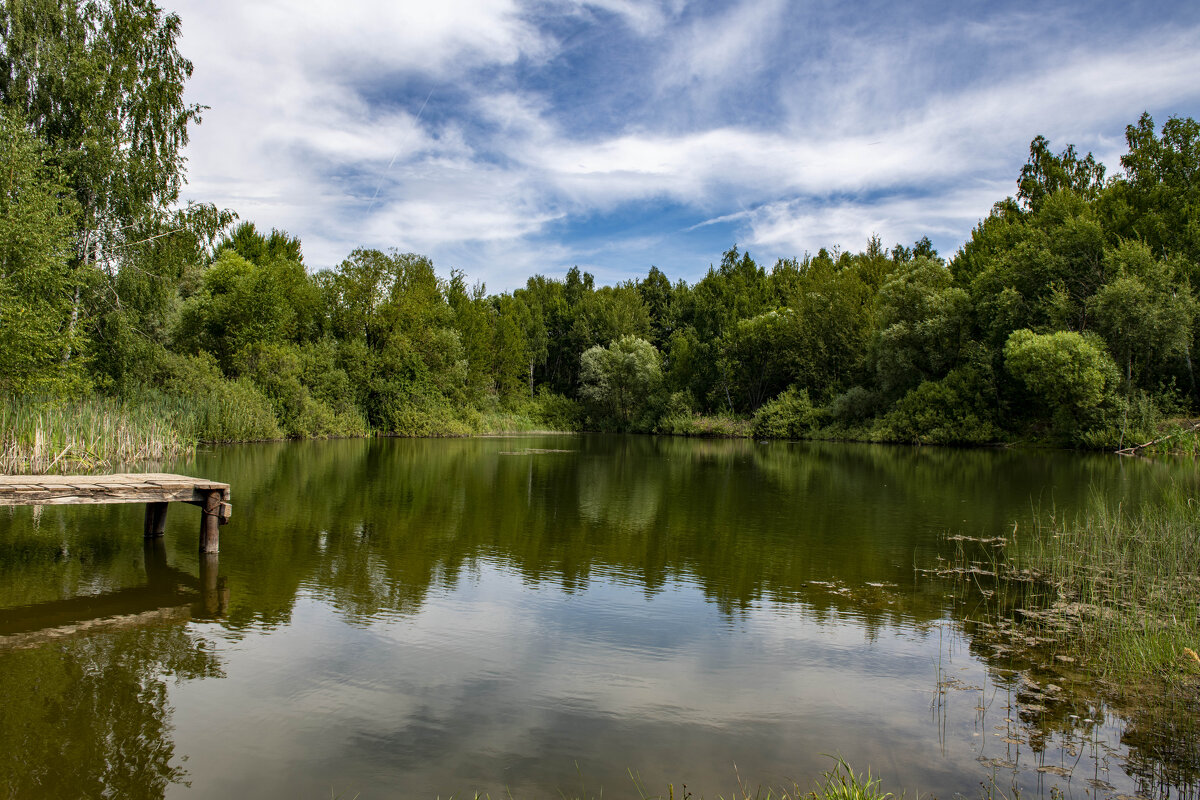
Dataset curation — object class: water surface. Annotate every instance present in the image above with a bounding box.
[0,436,1195,798]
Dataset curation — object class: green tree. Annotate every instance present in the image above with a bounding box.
[1017,135,1107,212]
[579,336,663,431]
[173,250,317,373]
[1,0,204,360]
[1090,240,1195,393]
[872,255,971,397]
[1108,113,1200,263]
[1004,328,1119,435]
[0,109,83,394]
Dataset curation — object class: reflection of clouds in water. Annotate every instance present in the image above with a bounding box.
[577,457,661,532]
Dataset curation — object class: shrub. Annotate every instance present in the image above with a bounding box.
[876,367,998,445]
[752,388,824,439]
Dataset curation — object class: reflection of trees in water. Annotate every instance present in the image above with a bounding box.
[175,436,1200,797]
[177,436,1186,632]
[188,436,1176,632]
[0,623,222,799]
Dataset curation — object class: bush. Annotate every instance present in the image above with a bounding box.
[826,386,883,426]
[1004,328,1121,438]
[875,367,998,445]
[235,342,368,437]
[159,352,283,442]
[532,390,583,431]
[752,388,824,439]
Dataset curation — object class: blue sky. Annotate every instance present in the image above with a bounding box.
[172,0,1200,290]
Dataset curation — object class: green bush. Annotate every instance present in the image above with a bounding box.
[159,352,283,442]
[531,390,583,432]
[752,388,824,439]
[1004,328,1121,439]
[827,386,883,426]
[235,342,368,438]
[875,367,998,445]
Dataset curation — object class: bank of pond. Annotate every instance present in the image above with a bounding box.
[0,435,1197,799]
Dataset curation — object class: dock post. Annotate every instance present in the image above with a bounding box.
[199,490,221,553]
[143,502,169,538]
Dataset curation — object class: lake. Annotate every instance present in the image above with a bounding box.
[0,435,1196,799]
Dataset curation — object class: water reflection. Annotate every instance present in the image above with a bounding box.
[0,436,1194,799]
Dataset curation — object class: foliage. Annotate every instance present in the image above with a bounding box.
[0,394,194,474]
[875,366,999,445]
[579,336,664,431]
[751,388,824,439]
[0,110,85,395]
[158,352,282,442]
[1003,329,1120,437]
[2,16,1199,457]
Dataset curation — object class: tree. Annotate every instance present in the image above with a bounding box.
[1,0,204,360]
[872,255,971,397]
[1017,135,1106,212]
[1109,113,1200,263]
[1004,329,1119,434]
[0,109,83,394]
[579,336,663,430]
[1090,240,1195,393]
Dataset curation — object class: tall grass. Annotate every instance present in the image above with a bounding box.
[1018,487,1200,680]
[0,395,196,474]
[969,486,1200,684]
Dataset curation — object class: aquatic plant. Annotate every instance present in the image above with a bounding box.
[0,395,195,474]
[942,485,1200,686]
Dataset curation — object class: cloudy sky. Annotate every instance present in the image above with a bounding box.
[170,0,1200,290]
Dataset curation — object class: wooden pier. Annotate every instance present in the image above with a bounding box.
[0,473,231,553]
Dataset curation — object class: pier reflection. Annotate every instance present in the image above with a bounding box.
[0,535,226,799]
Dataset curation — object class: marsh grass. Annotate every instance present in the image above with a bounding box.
[656,413,753,438]
[1019,488,1200,680]
[0,395,196,474]
[944,486,1200,686]
[470,410,570,435]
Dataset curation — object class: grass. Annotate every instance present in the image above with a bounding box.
[657,412,754,438]
[1018,487,1200,680]
[0,394,196,474]
[430,759,895,800]
[470,409,571,435]
[945,484,1200,687]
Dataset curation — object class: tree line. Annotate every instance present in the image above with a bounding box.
[3,1,1199,448]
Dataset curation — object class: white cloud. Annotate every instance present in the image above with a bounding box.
[655,0,787,91]
[167,0,1200,287]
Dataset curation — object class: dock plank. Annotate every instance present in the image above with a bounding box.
[0,473,231,553]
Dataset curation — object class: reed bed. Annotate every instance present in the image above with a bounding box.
[1017,487,1200,680]
[947,486,1200,685]
[0,395,196,474]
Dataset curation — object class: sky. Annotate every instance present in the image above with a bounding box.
[170,0,1200,291]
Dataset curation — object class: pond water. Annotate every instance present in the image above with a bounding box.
[0,436,1197,799]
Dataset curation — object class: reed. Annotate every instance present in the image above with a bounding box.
[1015,486,1200,680]
[949,485,1200,685]
[0,395,196,474]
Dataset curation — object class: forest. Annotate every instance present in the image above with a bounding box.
[3,1,1200,456]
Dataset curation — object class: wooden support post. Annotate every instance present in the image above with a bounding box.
[143,502,169,538]
[199,490,221,553]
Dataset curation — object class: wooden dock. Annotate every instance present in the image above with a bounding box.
[0,473,231,553]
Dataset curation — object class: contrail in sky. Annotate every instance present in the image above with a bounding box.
[366,89,434,214]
